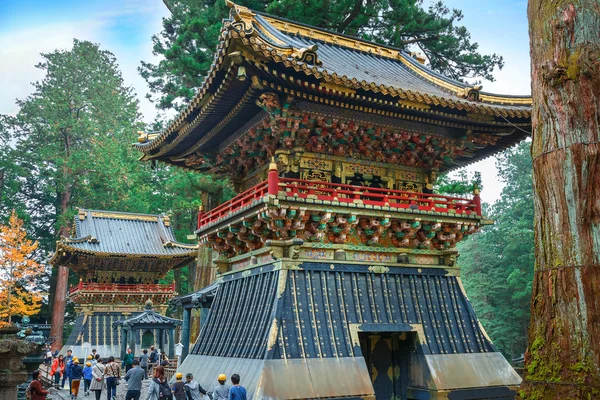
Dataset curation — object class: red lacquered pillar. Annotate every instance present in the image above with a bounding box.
[473,184,482,216]
[268,157,279,195]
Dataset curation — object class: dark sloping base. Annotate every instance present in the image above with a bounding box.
[185,262,520,399]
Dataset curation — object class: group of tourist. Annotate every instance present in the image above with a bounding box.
[30,347,247,400]
[48,349,117,399]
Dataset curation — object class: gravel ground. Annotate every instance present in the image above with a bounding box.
[47,379,152,400]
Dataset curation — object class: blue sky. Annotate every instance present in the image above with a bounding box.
[0,0,531,204]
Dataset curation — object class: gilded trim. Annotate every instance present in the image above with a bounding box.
[260,78,529,130]
[137,5,531,157]
[262,13,532,106]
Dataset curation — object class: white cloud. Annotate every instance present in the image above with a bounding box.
[0,21,106,116]
[0,0,167,123]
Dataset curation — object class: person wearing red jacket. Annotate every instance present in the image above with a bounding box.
[50,355,65,389]
[29,370,49,400]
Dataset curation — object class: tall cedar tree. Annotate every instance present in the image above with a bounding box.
[0,211,43,326]
[3,40,141,240]
[457,141,533,361]
[522,1,600,398]
[140,0,504,110]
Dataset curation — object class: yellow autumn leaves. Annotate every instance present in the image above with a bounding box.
[0,211,45,326]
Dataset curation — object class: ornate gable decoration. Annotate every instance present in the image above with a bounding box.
[226,0,322,67]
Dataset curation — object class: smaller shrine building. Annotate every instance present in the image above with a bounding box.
[49,209,198,357]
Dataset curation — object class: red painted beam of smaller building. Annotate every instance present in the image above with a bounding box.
[197,181,269,229]
[68,282,176,295]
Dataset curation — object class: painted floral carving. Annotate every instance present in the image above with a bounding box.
[186,96,500,178]
[203,207,479,257]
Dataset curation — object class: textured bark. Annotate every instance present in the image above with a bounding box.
[522,1,600,398]
[49,170,73,350]
[49,265,68,350]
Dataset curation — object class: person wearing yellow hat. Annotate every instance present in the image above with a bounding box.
[83,360,93,396]
[213,374,230,400]
[172,372,186,400]
[69,358,83,399]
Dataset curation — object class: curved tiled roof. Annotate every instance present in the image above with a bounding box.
[252,13,530,109]
[135,2,531,172]
[170,281,220,306]
[113,301,182,327]
[50,209,198,261]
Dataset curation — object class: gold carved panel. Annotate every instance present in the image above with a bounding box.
[300,157,333,171]
[396,170,425,183]
[301,170,332,182]
[397,181,423,193]
[343,163,385,177]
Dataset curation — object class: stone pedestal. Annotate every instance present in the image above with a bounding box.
[0,325,38,400]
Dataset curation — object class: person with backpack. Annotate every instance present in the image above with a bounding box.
[104,356,121,400]
[83,361,93,396]
[63,350,73,390]
[145,366,171,400]
[28,370,49,400]
[149,346,158,364]
[171,373,186,400]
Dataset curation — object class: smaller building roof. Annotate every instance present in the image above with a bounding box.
[113,300,182,328]
[49,209,198,266]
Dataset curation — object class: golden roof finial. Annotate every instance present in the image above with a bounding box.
[269,156,278,171]
[473,184,480,196]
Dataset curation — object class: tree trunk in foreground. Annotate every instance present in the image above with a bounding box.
[522,1,600,398]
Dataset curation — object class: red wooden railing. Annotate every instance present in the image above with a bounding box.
[197,180,269,228]
[280,177,479,212]
[69,282,176,295]
[197,177,481,230]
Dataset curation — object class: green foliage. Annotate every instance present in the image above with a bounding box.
[140,0,504,110]
[457,141,534,360]
[435,170,482,196]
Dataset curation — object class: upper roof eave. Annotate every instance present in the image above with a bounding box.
[136,1,531,157]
